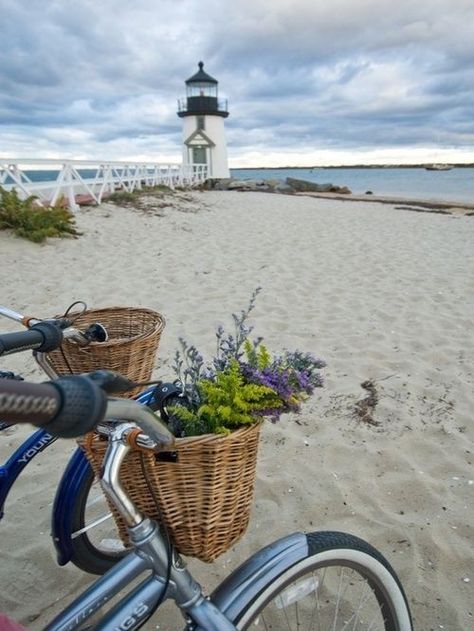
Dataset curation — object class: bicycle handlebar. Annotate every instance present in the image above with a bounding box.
[0,321,64,356]
[0,303,108,357]
[0,373,175,446]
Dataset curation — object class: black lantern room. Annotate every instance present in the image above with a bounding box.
[177,62,229,118]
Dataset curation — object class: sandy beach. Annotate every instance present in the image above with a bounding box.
[0,189,473,629]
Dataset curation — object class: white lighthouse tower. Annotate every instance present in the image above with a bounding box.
[178,62,229,179]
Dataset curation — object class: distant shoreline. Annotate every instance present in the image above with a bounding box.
[232,163,474,170]
[295,191,474,214]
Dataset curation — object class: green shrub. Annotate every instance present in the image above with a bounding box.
[107,190,138,204]
[141,184,172,194]
[0,187,80,243]
[108,185,172,205]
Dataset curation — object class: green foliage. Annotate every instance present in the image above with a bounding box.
[170,360,282,436]
[0,187,80,243]
[244,339,272,370]
[107,190,137,204]
[141,184,172,194]
[108,185,172,205]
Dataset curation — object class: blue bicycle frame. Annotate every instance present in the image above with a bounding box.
[0,387,155,567]
[0,422,57,520]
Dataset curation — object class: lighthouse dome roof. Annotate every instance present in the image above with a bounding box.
[185,61,218,84]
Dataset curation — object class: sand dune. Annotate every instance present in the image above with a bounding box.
[0,190,472,629]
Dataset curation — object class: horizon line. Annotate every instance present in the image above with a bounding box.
[231,162,474,169]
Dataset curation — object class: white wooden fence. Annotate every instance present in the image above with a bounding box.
[0,159,208,211]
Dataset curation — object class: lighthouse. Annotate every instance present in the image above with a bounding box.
[177,62,229,179]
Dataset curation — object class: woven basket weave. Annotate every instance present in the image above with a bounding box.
[46,306,165,397]
[79,422,261,562]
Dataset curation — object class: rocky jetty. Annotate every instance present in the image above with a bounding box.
[285,178,351,194]
[203,177,351,195]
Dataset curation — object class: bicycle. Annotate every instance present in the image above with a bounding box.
[0,305,161,575]
[0,370,413,630]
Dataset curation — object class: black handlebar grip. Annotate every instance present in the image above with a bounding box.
[0,328,45,356]
[46,376,108,438]
[0,379,61,425]
[30,321,64,352]
[0,375,107,438]
[0,321,63,356]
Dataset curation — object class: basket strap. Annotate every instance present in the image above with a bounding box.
[125,427,154,453]
[82,431,96,451]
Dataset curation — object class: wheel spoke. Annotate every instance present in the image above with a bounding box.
[314,567,327,631]
[340,576,372,629]
[331,566,345,630]
[85,490,106,508]
[71,511,114,538]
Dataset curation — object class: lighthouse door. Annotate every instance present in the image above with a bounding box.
[192,146,207,164]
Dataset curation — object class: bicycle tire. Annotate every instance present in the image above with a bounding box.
[69,464,128,575]
[228,531,412,630]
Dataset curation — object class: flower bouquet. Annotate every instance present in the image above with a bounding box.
[168,287,326,437]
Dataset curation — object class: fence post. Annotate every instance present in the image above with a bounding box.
[64,163,80,212]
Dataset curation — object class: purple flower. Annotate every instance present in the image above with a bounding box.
[171,289,326,428]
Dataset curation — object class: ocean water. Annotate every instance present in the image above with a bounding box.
[231,167,474,204]
[3,167,474,204]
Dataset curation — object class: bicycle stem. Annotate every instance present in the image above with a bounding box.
[98,401,175,528]
[106,399,175,450]
[100,424,143,527]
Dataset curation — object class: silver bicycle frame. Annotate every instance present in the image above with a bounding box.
[44,399,237,631]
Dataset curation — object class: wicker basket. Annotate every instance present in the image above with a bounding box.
[46,306,165,397]
[79,422,262,562]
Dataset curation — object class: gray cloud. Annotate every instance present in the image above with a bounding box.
[1,0,473,164]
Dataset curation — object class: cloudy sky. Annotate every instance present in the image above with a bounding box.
[1,0,473,166]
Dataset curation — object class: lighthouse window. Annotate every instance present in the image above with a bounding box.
[187,84,218,98]
[197,116,205,130]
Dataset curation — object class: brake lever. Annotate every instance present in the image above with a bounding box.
[85,370,137,394]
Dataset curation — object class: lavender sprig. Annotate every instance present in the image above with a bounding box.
[215,286,262,367]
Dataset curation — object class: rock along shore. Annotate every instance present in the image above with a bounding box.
[202,176,352,195]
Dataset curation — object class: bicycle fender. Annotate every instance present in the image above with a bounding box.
[51,446,91,566]
[209,532,308,623]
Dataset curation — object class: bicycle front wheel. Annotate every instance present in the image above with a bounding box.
[69,465,128,575]
[231,531,412,630]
